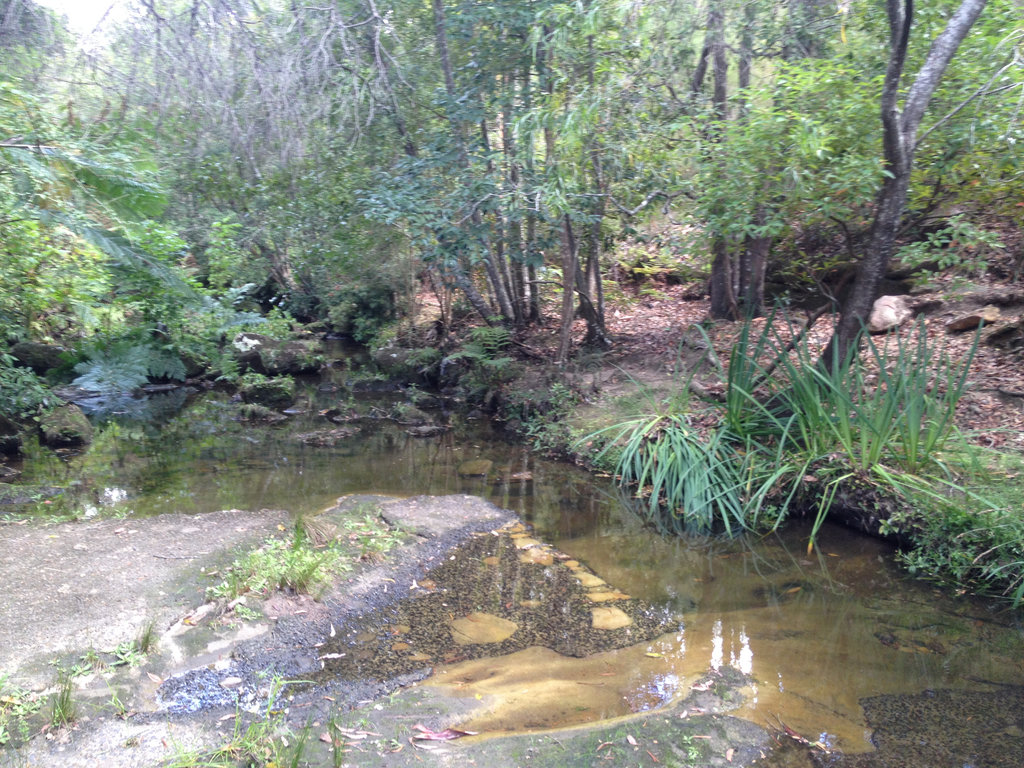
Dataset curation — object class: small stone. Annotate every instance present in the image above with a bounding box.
[219,676,244,688]
[513,537,542,550]
[591,606,633,630]
[575,572,606,588]
[519,549,554,565]
[451,612,518,644]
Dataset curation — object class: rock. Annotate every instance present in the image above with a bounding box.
[946,304,1001,332]
[519,548,554,565]
[0,482,62,504]
[231,333,322,375]
[238,403,289,423]
[391,405,432,426]
[10,341,65,374]
[591,605,633,630]
[0,413,21,455]
[868,295,912,333]
[458,459,493,477]
[406,424,449,438]
[238,376,296,410]
[39,404,93,447]
[984,318,1024,349]
[450,612,518,645]
[293,427,360,446]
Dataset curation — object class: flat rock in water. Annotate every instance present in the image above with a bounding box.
[457,459,493,477]
[451,612,519,645]
[371,494,513,540]
[591,605,633,630]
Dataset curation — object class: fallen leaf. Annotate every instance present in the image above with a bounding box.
[147,672,163,684]
[411,724,478,741]
[726,747,735,762]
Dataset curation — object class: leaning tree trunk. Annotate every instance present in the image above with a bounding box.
[824,0,988,366]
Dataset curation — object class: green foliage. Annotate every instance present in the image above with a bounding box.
[896,215,1005,275]
[584,311,981,552]
[0,351,53,420]
[72,337,186,393]
[0,674,41,747]
[208,536,341,601]
[442,325,517,394]
[883,452,1024,606]
[49,668,75,728]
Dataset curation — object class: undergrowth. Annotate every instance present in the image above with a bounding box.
[578,312,1023,605]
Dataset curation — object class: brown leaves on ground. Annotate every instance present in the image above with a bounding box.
[519,278,1024,452]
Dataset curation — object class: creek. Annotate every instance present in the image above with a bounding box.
[5,366,1024,761]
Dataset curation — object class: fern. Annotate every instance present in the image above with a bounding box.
[72,342,185,393]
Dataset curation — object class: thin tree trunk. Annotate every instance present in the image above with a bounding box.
[706,0,736,320]
[825,0,987,366]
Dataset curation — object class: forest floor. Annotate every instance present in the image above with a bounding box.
[516,270,1024,454]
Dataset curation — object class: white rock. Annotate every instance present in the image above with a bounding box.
[868,295,912,333]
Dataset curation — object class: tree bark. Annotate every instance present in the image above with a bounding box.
[705,0,735,320]
[825,0,987,366]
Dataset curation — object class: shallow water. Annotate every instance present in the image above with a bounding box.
[5,379,1023,756]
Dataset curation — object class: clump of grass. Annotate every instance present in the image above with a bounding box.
[582,310,1006,578]
[208,536,342,600]
[49,669,76,728]
[208,511,404,601]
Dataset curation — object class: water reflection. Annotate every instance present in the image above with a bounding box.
[9,384,1024,753]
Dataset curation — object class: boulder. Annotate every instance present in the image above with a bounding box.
[868,295,912,333]
[231,333,322,375]
[946,304,1001,332]
[39,403,93,447]
[983,317,1024,350]
[10,341,65,374]
[239,377,296,410]
[0,413,21,455]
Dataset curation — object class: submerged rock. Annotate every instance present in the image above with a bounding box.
[458,459,493,477]
[451,612,519,645]
[591,605,633,630]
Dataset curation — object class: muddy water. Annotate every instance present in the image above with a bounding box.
[7,382,1024,757]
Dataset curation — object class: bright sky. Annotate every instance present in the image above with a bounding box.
[35,0,128,34]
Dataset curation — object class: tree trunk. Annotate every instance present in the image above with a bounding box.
[825,0,987,366]
[557,214,578,364]
[705,0,735,320]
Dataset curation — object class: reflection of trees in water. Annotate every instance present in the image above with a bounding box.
[76,387,193,424]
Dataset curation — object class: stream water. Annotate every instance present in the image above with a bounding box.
[5,372,1024,759]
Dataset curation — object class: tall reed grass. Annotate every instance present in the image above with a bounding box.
[582,312,983,554]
